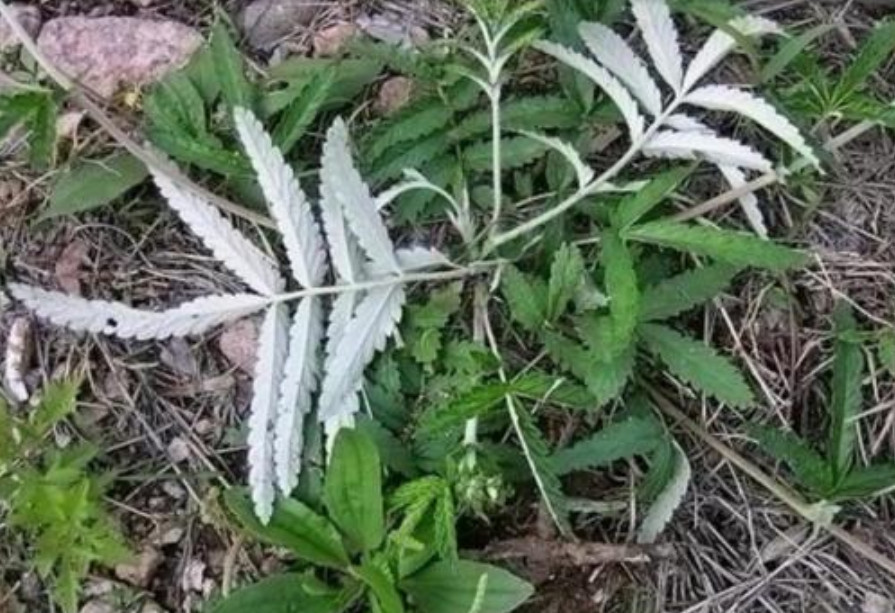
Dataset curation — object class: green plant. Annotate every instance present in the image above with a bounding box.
[0,88,56,169]
[0,382,129,613]
[11,0,817,538]
[750,304,895,504]
[212,428,533,613]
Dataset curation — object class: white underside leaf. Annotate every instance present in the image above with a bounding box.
[234,107,326,287]
[662,116,768,237]
[273,297,324,494]
[534,41,645,139]
[644,130,772,171]
[684,85,820,169]
[394,246,452,272]
[320,290,363,427]
[638,441,691,543]
[152,173,283,296]
[317,285,406,421]
[718,164,768,238]
[9,284,271,340]
[578,21,663,115]
[322,118,400,274]
[683,16,781,91]
[630,0,683,91]
[520,130,595,189]
[248,304,290,524]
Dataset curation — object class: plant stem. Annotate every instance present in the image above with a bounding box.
[484,97,684,254]
[464,282,489,447]
[271,265,495,304]
[489,84,503,230]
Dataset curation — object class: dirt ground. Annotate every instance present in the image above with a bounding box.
[2,1,895,612]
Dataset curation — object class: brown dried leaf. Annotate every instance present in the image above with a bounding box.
[54,240,90,295]
[218,319,259,374]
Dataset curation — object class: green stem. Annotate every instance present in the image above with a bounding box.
[489,85,503,230]
[484,96,685,254]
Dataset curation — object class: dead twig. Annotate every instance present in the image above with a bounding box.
[484,537,675,566]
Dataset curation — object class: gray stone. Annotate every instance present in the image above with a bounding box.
[240,0,330,50]
[37,17,202,98]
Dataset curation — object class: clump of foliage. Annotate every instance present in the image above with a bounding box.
[750,304,895,505]
[211,428,533,613]
[0,382,129,613]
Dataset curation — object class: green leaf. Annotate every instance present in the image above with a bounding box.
[28,94,57,170]
[272,70,334,154]
[355,416,418,478]
[352,563,404,613]
[833,20,895,106]
[546,244,585,321]
[366,100,455,163]
[324,429,385,552]
[544,330,633,406]
[43,152,149,219]
[207,574,342,613]
[223,489,350,569]
[613,166,693,230]
[879,330,895,377]
[551,417,664,475]
[828,303,863,482]
[266,58,383,114]
[210,21,254,110]
[832,464,895,500]
[501,265,547,332]
[0,92,38,137]
[464,137,550,172]
[602,230,639,351]
[401,561,533,613]
[147,127,251,176]
[640,438,676,502]
[640,263,741,322]
[183,43,221,104]
[145,72,207,135]
[639,324,755,408]
[760,24,833,83]
[748,424,832,494]
[32,380,79,435]
[450,96,581,142]
[433,487,458,562]
[637,441,691,543]
[625,221,808,271]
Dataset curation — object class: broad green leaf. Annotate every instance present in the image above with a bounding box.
[879,330,895,377]
[28,94,57,169]
[640,263,740,322]
[760,24,833,83]
[625,221,808,271]
[546,243,585,321]
[352,563,404,613]
[748,425,831,494]
[501,265,547,332]
[183,44,221,104]
[272,70,334,154]
[602,230,639,351]
[828,304,863,482]
[0,92,39,137]
[613,166,693,229]
[210,21,254,110]
[639,323,755,408]
[832,464,895,500]
[640,438,676,501]
[223,489,350,569]
[551,417,664,475]
[207,574,341,613]
[355,416,418,478]
[833,20,895,106]
[43,152,148,219]
[401,561,534,613]
[325,428,385,552]
[266,58,384,114]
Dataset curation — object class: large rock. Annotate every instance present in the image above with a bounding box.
[37,17,202,98]
[240,0,330,49]
[0,4,41,51]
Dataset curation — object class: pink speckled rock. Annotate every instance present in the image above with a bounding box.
[37,17,202,98]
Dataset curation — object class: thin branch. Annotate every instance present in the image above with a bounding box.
[646,384,895,579]
[0,0,275,229]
